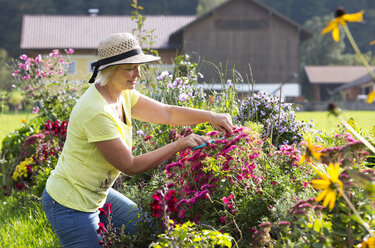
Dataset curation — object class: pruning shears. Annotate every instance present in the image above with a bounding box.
[191,139,215,150]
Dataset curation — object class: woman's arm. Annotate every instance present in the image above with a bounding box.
[95,134,209,176]
[131,95,233,135]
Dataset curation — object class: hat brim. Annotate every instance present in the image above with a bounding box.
[98,54,160,71]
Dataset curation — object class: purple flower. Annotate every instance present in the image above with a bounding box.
[178,92,189,102]
[157,71,169,81]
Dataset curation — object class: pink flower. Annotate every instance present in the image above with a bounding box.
[12,70,20,77]
[66,48,74,54]
[32,106,40,114]
[302,181,309,187]
[222,196,229,204]
[220,215,228,223]
[178,209,185,218]
[19,54,28,60]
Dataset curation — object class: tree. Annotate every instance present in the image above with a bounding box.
[196,0,227,16]
[0,49,13,91]
[300,15,347,67]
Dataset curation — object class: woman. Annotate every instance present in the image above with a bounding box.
[42,33,233,247]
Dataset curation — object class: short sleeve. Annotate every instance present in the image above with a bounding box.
[130,89,141,107]
[84,112,121,143]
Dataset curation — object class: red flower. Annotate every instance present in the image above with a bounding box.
[97,222,106,236]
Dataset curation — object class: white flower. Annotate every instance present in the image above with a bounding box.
[156,71,169,81]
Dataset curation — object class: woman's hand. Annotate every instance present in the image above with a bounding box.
[209,113,233,136]
[175,134,211,151]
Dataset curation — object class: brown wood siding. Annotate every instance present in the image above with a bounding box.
[182,0,301,84]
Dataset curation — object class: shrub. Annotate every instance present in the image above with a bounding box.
[235,91,314,147]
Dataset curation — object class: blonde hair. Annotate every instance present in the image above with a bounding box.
[95,64,140,86]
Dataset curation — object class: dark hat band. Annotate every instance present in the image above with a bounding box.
[89,48,143,84]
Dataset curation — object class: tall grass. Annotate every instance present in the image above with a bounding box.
[0,195,60,247]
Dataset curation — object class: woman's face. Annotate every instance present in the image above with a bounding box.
[111,64,141,90]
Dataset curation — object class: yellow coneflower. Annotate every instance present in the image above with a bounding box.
[299,137,324,165]
[311,163,343,210]
[322,7,364,42]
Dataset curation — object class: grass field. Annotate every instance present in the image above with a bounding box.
[0,195,60,247]
[0,112,36,149]
[295,110,375,134]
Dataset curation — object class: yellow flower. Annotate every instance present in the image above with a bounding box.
[12,157,34,181]
[21,118,27,123]
[367,91,375,104]
[370,40,375,46]
[299,137,324,165]
[322,7,364,42]
[311,163,343,210]
[359,236,375,248]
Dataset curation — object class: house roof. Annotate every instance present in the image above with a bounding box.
[304,66,375,84]
[20,15,196,49]
[170,0,311,42]
[331,70,375,94]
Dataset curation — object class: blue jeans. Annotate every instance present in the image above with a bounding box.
[42,188,147,248]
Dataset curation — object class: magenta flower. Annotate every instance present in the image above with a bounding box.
[19,54,28,60]
[66,48,74,54]
[178,209,185,218]
[32,106,40,114]
[220,215,228,223]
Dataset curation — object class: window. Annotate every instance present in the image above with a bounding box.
[66,61,76,74]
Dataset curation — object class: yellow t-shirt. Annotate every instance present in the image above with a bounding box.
[46,84,140,212]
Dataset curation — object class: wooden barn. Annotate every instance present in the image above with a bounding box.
[169,0,311,85]
[20,0,310,95]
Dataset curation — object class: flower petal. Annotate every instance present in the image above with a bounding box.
[321,20,337,35]
[322,189,335,208]
[311,179,330,189]
[366,91,375,104]
[332,27,340,42]
[343,11,364,23]
[327,190,337,210]
[315,189,329,202]
[313,167,329,181]
[327,163,340,183]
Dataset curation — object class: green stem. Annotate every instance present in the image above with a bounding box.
[338,187,374,236]
[337,114,375,154]
[342,25,375,81]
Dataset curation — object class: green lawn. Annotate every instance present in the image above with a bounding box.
[295,110,375,134]
[0,112,36,149]
[0,195,60,247]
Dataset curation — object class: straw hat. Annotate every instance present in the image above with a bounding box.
[89,33,160,83]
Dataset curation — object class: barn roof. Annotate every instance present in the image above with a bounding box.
[20,15,196,49]
[304,66,375,84]
[170,0,311,42]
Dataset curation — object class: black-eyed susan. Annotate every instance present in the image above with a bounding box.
[299,137,324,165]
[321,7,364,42]
[358,236,375,248]
[311,163,343,210]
